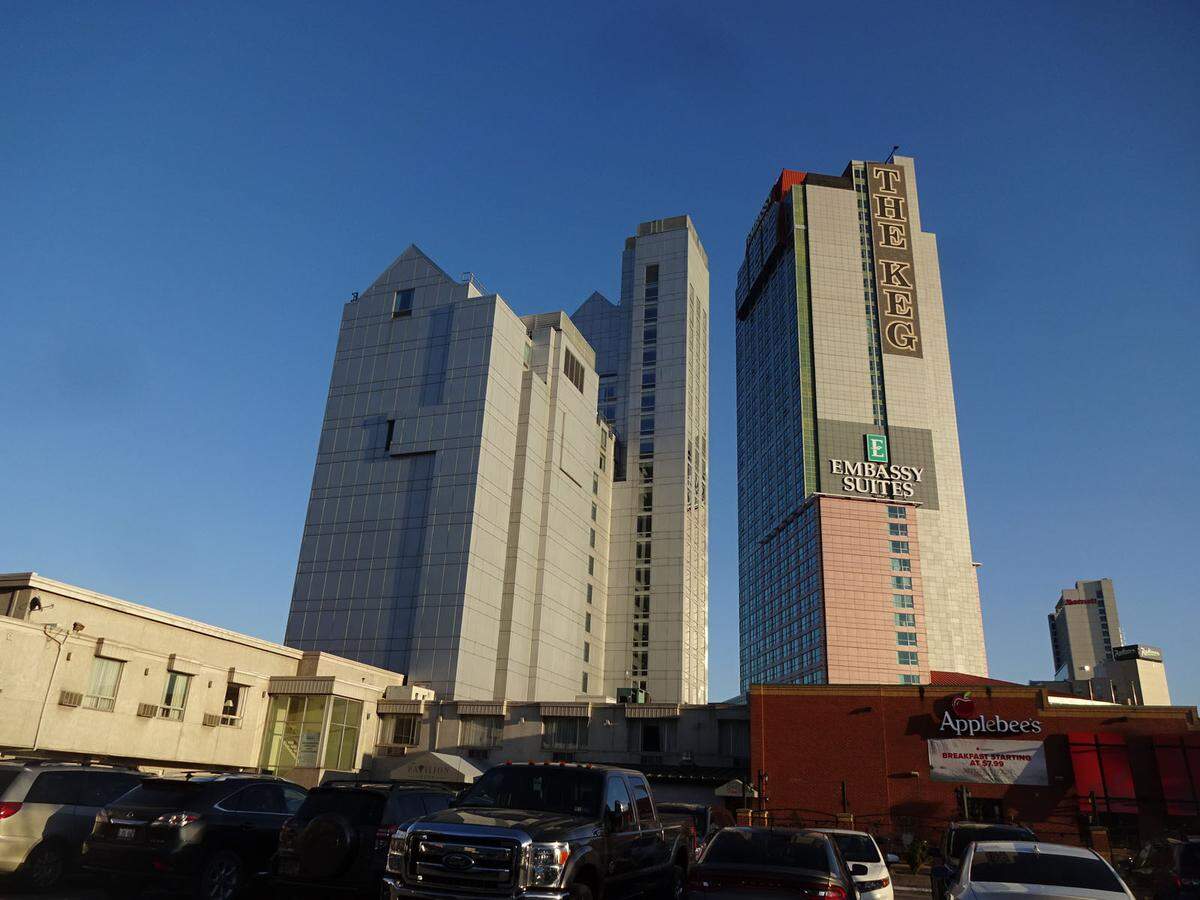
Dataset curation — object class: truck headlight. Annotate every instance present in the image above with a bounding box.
[386,827,408,875]
[527,842,570,886]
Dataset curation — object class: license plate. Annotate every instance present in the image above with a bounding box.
[117,827,136,841]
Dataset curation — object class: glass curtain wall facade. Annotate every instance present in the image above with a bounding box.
[736,159,987,692]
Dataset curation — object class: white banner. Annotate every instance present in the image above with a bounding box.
[928,739,1049,785]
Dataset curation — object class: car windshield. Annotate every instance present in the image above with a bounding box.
[950,826,1034,858]
[114,779,210,809]
[457,768,603,817]
[970,850,1122,890]
[831,833,881,863]
[704,830,831,872]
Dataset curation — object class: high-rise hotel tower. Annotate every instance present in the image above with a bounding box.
[287,218,710,705]
[736,156,987,691]
[574,216,710,705]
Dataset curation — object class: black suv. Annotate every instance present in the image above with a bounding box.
[82,773,306,900]
[273,780,455,897]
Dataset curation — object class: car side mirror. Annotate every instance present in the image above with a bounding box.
[931,864,954,879]
[850,862,869,877]
[885,853,900,865]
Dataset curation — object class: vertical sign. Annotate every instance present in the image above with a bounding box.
[867,163,923,358]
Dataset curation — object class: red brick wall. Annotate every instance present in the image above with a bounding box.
[749,684,1199,844]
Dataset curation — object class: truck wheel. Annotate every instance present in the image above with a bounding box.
[568,882,595,900]
[669,861,686,899]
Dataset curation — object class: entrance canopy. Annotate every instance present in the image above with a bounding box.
[388,751,482,785]
[715,778,759,799]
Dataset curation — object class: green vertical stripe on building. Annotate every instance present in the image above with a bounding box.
[792,184,818,496]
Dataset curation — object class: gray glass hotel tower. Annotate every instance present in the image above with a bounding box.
[736,157,987,691]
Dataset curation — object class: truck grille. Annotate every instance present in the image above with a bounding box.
[407,830,520,895]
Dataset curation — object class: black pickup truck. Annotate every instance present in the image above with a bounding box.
[384,762,689,900]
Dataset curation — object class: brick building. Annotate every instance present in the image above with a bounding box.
[749,674,1200,850]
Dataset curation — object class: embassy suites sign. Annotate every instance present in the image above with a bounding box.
[829,433,924,499]
[867,162,923,358]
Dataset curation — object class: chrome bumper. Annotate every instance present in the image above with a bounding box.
[384,875,569,900]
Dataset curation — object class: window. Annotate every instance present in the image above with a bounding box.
[220,683,244,726]
[642,370,656,388]
[890,558,912,572]
[587,556,594,575]
[543,716,587,750]
[599,449,607,471]
[643,305,657,323]
[591,502,597,521]
[640,416,654,436]
[586,583,593,604]
[890,541,910,554]
[889,523,909,537]
[581,672,589,694]
[639,462,653,483]
[900,674,921,685]
[392,289,414,318]
[643,326,657,345]
[26,772,81,805]
[635,568,651,588]
[895,613,916,627]
[159,671,192,721]
[897,631,918,646]
[643,347,656,367]
[589,528,596,548]
[223,784,285,813]
[630,779,655,823]
[585,612,592,633]
[83,657,123,712]
[583,642,590,663]
[592,474,599,494]
[523,341,532,368]
[633,622,649,647]
[324,697,363,770]
[390,714,420,746]
[636,515,652,536]
[891,576,913,589]
[898,651,919,666]
[640,489,653,511]
[887,505,907,519]
[636,541,652,562]
[604,775,636,831]
[893,594,915,609]
[632,651,649,678]
[460,715,502,749]
[563,349,585,392]
[641,392,655,411]
[639,439,653,458]
[634,594,650,616]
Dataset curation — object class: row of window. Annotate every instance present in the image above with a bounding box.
[80,656,245,725]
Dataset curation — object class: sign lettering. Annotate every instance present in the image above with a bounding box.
[868,163,923,357]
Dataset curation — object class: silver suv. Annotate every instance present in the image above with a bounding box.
[0,760,142,891]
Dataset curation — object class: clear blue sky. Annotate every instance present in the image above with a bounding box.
[3,2,1197,706]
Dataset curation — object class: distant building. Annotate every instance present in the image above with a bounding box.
[286,224,711,706]
[1,573,745,802]
[573,216,711,705]
[0,572,409,787]
[1034,644,1172,707]
[284,248,615,701]
[734,157,986,691]
[1047,578,1124,681]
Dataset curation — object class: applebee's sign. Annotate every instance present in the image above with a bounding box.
[939,693,1043,737]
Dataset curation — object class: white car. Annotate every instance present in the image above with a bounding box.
[819,829,897,900]
[934,840,1134,900]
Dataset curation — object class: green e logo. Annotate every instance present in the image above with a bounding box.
[866,433,889,463]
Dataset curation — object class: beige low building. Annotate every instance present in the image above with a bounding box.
[1,573,749,802]
[0,572,416,787]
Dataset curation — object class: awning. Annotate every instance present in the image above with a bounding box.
[384,751,482,785]
[1153,734,1200,817]
[715,778,759,798]
[1069,732,1138,814]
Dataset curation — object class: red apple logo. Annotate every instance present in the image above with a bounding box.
[952,693,976,717]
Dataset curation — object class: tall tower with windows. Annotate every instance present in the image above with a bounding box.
[735,158,986,691]
[574,216,711,705]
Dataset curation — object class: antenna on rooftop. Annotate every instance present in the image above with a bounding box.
[886,145,900,163]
